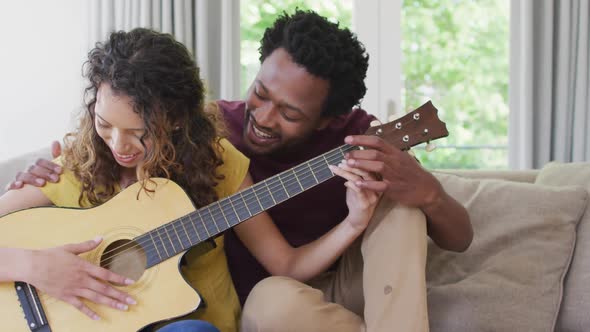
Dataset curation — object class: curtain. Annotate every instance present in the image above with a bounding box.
[509,0,590,169]
[87,0,241,100]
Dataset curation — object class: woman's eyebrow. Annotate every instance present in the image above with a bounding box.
[96,113,145,131]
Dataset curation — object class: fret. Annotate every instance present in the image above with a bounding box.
[228,196,247,225]
[149,232,162,260]
[171,221,189,250]
[156,227,171,258]
[187,214,202,242]
[235,191,253,218]
[196,211,211,238]
[163,224,178,253]
[243,187,263,215]
[200,207,221,234]
[251,186,266,211]
[179,217,193,247]
[307,161,319,183]
[333,146,347,160]
[278,174,289,197]
[255,183,275,210]
[282,170,301,197]
[315,162,333,183]
[220,199,239,228]
[217,201,231,228]
[291,169,304,191]
[264,181,277,205]
[267,177,289,203]
[143,233,161,267]
[295,163,317,190]
[176,217,193,249]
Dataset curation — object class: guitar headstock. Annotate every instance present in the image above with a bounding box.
[364,101,448,151]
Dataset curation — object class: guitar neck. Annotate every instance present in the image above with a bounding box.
[139,143,357,267]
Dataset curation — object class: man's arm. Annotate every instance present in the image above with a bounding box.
[343,135,473,252]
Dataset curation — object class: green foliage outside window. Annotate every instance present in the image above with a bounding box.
[403,0,509,169]
[240,0,509,169]
[240,0,352,95]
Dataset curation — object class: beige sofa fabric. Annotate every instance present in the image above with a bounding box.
[0,147,51,196]
[535,162,590,332]
[428,172,588,332]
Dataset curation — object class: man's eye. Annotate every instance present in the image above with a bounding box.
[281,113,297,122]
[254,89,268,100]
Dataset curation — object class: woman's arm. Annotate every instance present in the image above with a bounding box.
[0,186,136,319]
[0,184,52,217]
[233,165,380,282]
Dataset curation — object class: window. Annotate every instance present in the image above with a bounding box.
[402,0,509,169]
[239,0,509,169]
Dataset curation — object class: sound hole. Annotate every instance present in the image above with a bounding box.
[99,239,147,284]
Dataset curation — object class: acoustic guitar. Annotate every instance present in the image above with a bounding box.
[0,101,448,331]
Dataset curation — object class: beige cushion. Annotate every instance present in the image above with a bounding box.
[0,147,52,196]
[535,162,590,331]
[428,173,588,332]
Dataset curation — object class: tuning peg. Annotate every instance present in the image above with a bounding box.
[425,142,437,152]
[370,120,382,127]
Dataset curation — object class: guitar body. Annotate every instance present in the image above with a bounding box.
[0,179,202,332]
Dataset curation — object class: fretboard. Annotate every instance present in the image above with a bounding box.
[138,143,357,267]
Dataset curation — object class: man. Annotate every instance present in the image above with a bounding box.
[8,10,472,332]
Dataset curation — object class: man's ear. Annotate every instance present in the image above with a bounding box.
[315,116,334,130]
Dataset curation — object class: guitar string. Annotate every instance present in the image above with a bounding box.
[38,118,433,301]
[97,145,354,267]
[97,119,432,267]
[36,147,353,303]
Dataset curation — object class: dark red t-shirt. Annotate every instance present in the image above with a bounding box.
[218,100,375,304]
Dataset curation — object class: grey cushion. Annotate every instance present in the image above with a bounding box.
[428,173,588,332]
[535,162,590,332]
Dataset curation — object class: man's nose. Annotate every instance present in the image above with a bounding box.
[253,103,278,128]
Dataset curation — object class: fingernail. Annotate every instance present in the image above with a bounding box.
[35,178,45,185]
[124,278,135,285]
[93,236,103,243]
[126,296,137,304]
[54,166,62,173]
[345,136,353,143]
[93,314,100,320]
[347,159,356,165]
[117,303,128,311]
[50,174,59,182]
[328,165,336,171]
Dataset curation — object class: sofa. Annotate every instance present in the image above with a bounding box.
[1,149,588,332]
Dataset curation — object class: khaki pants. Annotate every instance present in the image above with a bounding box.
[240,199,429,332]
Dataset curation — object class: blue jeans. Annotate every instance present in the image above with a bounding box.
[156,320,220,332]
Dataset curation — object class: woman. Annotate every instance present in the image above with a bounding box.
[0,28,380,332]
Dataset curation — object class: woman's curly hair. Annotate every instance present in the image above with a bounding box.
[259,10,369,117]
[62,28,224,208]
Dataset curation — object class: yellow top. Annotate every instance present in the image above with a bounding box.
[40,138,249,332]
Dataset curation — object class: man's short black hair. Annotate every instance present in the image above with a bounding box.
[259,10,369,117]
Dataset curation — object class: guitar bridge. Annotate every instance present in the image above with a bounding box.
[15,282,51,332]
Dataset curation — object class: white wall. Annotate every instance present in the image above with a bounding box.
[353,0,401,122]
[0,0,88,162]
